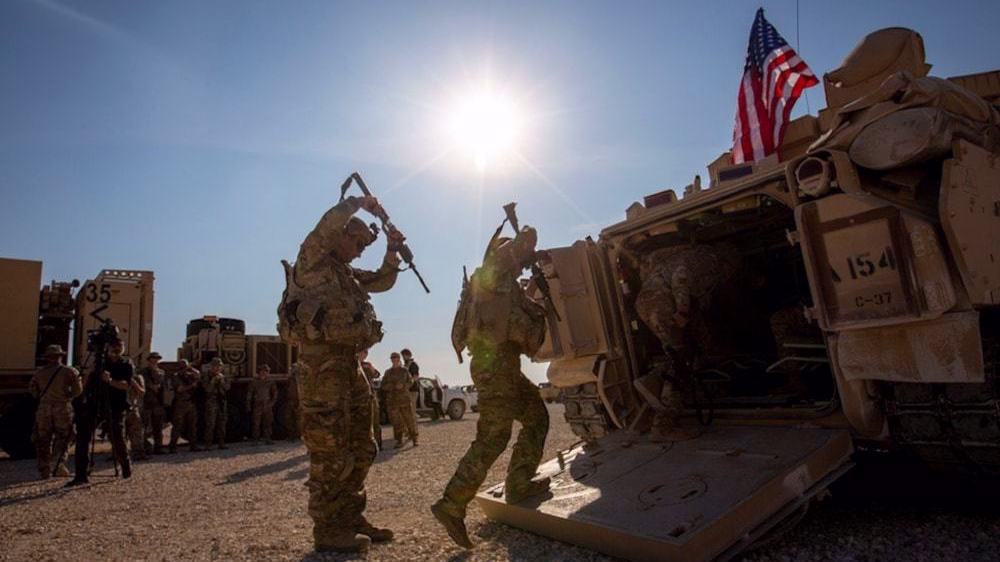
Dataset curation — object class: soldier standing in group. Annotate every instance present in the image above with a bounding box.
[28,345,81,479]
[201,357,231,450]
[246,364,278,444]
[139,352,167,455]
[359,349,382,451]
[401,348,420,419]
[286,361,302,440]
[277,193,404,552]
[168,359,201,453]
[124,367,147,461]
[381,352,417,448]
[432,211,550,549]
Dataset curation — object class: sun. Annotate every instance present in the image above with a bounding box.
[446,88,523,172]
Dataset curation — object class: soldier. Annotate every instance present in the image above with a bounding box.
[401,348,420,418]
[168,359,202,453]
[201,357,231,450]
[382,352,419,449]
[246,364,278,444]
[381,352,418,448]
[359,349,382,451]
[139,352,167,455]
[28,345,82,479]
[633,244,740,440]
[432,212,550,549]
[286,361,302,441]
[277,193,403,552]
[124,366,147,460]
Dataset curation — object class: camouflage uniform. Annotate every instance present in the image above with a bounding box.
[246,373,278,442]
[634,245,739,353]
[286,363,302,440]
[277,195,400,550]
[139,364,167,454]
[404,357,420,420]
[634,244,740,435]
[201,363,231,449]
[381,365,418,446]
[436,223,549,528]
[28,358,82,478]
[360,360,382,450]
[124,372,147,460]
[168,366,201,452]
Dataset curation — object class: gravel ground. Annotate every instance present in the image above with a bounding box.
[3,406,999,561]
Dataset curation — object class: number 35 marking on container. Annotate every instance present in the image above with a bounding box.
[84,282,112,303]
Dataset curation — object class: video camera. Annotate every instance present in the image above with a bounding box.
[82,319,121,403]
[86,319,121,354]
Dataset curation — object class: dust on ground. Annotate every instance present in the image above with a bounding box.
[2,405,999,561]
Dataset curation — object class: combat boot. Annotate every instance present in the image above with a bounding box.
[355,518,394,543]
[431,500,472,549]
[64,476,89,487]
[314,531,371,553]
[505,476,551,504]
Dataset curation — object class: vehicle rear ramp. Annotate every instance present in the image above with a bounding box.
[476,426,853,561]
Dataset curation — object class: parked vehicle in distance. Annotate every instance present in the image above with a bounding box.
[376,376,477,422]
[460,385,479,412]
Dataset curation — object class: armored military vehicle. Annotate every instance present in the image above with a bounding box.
[176,315,299,440]
[0,259,154,458]
[477,28,1000,561]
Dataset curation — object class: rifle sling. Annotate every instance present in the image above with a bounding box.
[37,366,65,402]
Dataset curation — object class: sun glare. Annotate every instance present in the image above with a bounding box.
[447,89,522,172]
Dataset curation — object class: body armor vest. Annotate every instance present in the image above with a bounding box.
[278,259,384,350]
[453,265,545,357]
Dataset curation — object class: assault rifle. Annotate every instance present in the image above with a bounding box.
[340,172,430,293]
[502,202,561,322]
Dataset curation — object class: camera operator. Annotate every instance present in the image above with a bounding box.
[66,338,138,486]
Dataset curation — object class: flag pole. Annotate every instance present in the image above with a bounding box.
[796,0,813,114]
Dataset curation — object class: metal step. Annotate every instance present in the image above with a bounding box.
[477,426,853,562]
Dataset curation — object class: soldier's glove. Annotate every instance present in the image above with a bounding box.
[386,229,406,253]
[358,195,381,215]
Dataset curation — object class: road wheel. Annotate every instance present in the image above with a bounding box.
[447,400,466,420]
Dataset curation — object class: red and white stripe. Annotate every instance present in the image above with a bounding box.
[733,45,817,164]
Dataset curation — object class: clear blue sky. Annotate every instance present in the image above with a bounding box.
[2,0,997,385]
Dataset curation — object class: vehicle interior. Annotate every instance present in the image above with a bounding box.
[618,195,836,418]
[418,377,443,410]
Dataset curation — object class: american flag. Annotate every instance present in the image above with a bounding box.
[732,8,818,164]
